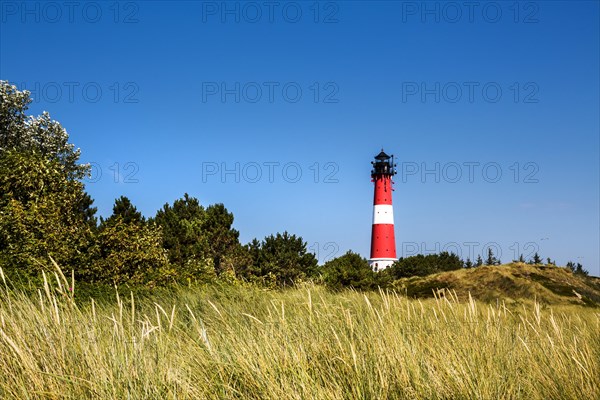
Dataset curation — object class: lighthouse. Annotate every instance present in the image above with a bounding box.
[369,150,398,271]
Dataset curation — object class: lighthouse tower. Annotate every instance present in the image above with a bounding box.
[369,150,398,271]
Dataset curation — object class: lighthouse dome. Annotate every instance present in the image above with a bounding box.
[374,150,391,161]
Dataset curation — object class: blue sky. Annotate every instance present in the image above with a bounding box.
[1,1,599,275]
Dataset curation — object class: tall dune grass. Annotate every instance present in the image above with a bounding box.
[1,269,599,399]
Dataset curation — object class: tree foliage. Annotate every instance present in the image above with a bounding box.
[0,81,96,277]
[0,81,89,178]
[321,251,387,290]
[203,203,241,274]
[103,196,144,225]
[388,252,463,279]
[241,232,317,286]
[475,255,483,267]
[0,151,95,275]
[153,194,206,272]
[486,248,500,266]
[566,261,589,276]
[152,194,242,281]
[90,218,170,286]
[88,198,170,285]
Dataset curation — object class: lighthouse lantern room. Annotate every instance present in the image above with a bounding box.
[369,150,398,271]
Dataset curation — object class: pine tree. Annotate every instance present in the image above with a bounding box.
[532,252,542,264]
[464,258,473,268]
[90,197,169,285]
[574,263,589,276]
[519,254,525,263]
[486,248,495,266]
[203,203,241,275]
[152,193,207,273]
[246,232,318,286]
[475,255,483,267]
[321,251,378,290]
[104,196,144,225]
[152,194,243,279]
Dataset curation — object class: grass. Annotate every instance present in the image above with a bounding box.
[394,263,600,306]
[0,269,599,399]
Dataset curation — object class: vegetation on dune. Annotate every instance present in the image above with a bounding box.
[393,263,600,307]
[0,272,598,399]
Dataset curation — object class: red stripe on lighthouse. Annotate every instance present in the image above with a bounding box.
[373,177,393,205]
[370,224,396,259]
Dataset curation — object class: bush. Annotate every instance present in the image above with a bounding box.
[153,194,243,278]
[88,216,171,285]
[241,232,318,286]
[0,151,95,276]
[321,251,388,290]
[388,252,463,279]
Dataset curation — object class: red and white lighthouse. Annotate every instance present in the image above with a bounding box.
[369,150,397,271]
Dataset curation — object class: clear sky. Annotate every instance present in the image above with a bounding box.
[1,1,598,276]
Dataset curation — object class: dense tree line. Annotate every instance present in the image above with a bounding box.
[0,81,321,287]
[320,251,471,290]
[0,81,591,290]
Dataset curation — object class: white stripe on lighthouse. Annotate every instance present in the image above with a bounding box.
[372,204,394,225]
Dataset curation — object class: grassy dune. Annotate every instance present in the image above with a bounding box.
[0,271,599,399]
[395,263,600,306]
